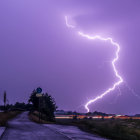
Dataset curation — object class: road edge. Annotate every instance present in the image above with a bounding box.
[0,127,6,139]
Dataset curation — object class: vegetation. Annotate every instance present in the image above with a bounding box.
[29,88,57,121]
[0,102,33,111]
[56,119,140,140]
[0,91,28,126]
[0,111,21,126]
[29,111,54,124]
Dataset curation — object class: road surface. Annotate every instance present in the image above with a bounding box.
[1,112,106,140]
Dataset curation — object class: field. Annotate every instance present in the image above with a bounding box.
[29,111,140,140]
[56,118,140,140]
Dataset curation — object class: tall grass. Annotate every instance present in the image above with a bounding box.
[0,111,21,126]
[56,119,140,140]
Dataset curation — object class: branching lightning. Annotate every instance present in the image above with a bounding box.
[65,16,123,112]
[124,82,140,99]
[65,16,75,28]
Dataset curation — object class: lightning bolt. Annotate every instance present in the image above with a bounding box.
[124,82,140,99]
[65,16,75,28]
[65,16,123,112]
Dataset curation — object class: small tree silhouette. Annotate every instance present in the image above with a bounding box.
[29,88,57,121]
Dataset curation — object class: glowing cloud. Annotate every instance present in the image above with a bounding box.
[65,16,123,112]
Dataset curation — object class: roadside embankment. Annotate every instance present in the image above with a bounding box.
[28,111,54,124]
[0,111,21,126]
[0,111,21,138]
[56,118,140,140]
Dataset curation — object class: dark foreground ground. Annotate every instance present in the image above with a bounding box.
[1,112,106,140]
[56,118,140,140]
[0,111,20,126]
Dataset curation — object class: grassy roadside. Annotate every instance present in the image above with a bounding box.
[0,111,21,126]
[29,112,140,140]
[28,111,54,124]
[56,119,140,140]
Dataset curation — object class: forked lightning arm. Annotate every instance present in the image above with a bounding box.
[65,16,75,28]
[65,16,123,112]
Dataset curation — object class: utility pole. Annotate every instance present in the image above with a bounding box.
[36,87,43,123]
[4,91,6,112]
[39,97,41,122]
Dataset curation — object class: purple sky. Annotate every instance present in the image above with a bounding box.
[0,0,140,115]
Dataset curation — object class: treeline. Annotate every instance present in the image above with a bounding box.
[0,102,33,111]
[29,88,57,121]
[56,110,108,116]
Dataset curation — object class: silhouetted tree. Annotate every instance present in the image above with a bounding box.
[14,102,26,110]
[28,89,39,109]
[0,102,32,111]
[28,88,57,121]
[41,93,57,121]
